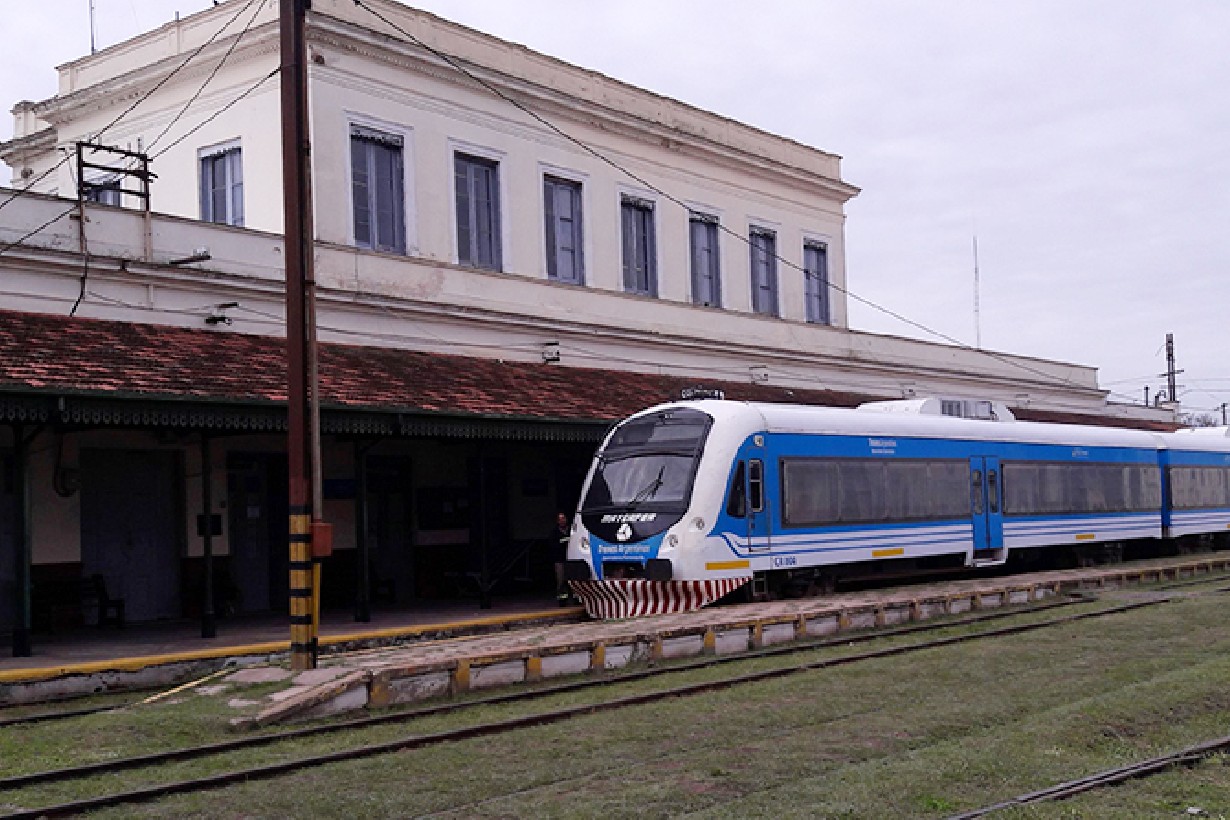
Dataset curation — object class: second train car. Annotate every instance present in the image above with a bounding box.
[565,398,1230,619]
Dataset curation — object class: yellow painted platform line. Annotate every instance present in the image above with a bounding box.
[0,641,290,684]
[0,608,579,685]
[317,608,577,646]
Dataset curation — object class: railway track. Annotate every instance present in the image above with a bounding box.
[950,733,1230,817]
[0,593,1179,818]
[0,700,138,730]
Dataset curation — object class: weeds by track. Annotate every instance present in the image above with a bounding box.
[0,594,1177,819]
[950,733,1230,817]
[0,701,139,730]
[0,593,1086,791]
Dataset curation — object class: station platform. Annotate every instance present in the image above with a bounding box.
[0,595,582,702]
[4,553,1230,711]
[228,554,1230,727]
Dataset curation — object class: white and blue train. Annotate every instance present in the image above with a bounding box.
[565,398,1230,619]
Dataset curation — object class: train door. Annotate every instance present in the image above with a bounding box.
[746,445,771,554]
[969,456,1004,559]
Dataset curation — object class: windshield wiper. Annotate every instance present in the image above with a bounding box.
[630,466,665,505]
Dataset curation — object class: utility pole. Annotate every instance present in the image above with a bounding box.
[280,0,328,671]
[1159,332,1184,409]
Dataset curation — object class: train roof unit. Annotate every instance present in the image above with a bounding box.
[636,399,1164,451]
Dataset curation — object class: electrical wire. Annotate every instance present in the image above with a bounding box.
[2,2,1198,413]
[351,0,1094,394]
[0,0,260,217]
[75,289,1145,417]
[0,66,279,265]
[151,67,279,159]
[64,158,90,317]
[0,203,77,260]
[146,0,267,154]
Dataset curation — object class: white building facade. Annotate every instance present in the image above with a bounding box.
[0,0,1169,647]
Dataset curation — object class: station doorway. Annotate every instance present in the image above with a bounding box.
[226,453,289,615]
[79,449,182,622]
[1,451,15,631]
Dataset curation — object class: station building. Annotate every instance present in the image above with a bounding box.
[0,0,1171,646]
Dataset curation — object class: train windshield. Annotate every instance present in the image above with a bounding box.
[582,408,712,513]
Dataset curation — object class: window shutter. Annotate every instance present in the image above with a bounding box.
[351,138,371,247]
[476,162,499,269]
[545,177,583,284]
[229,149,244,228]
[454,154,501,270]
[544,179,558,279]
[621,201,636,291]
[750,229,777,316]
[199,157,211,221]
[455,157,472,263]
[690,216,720,307]
[805,241,829,324]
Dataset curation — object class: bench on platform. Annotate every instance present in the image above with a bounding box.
[33,573,126,630]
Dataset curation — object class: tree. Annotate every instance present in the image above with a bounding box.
[1179,412,1221,428]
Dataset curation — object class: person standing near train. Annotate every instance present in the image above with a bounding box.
[552,511,572,605]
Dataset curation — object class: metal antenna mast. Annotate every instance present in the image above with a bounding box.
[1159,332,1184,406]
[972,235,982,349]
[89,0,98,54]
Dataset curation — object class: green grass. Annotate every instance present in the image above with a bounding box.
[4,591,1230,817]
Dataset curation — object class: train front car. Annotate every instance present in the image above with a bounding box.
[566,402,753,618]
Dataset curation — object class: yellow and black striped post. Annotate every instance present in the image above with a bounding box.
[281,0,319,673]
[289,507,315,669]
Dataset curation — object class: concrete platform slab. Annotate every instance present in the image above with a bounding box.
[227,668,292,684]
[5,554,1230,719]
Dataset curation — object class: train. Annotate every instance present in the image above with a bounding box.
[564,397,1230,619]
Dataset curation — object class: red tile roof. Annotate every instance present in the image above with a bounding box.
[0,310,869,423]
[0,309,1174,430]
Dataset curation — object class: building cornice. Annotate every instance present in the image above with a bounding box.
[307,11,860,204]
[29,26,280,132]
[0,127,58,166]
[1,231,1105,408]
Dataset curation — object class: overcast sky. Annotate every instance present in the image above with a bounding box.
[3,1,1228,415]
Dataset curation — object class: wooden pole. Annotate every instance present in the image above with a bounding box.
[280,0,318,671]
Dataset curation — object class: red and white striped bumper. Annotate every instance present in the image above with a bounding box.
[570,577,751,619]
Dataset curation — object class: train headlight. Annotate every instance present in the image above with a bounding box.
[692,517,705,531]
[666,534,678,549]
[580,535,590,552]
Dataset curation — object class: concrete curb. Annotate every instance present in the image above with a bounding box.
[254,555,1230,724]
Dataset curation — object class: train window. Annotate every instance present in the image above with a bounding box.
[837,460,881,520]
[607,409,710,450]
[782,458,968,527]
[1169,466,1230,509]
[970,470,984,515]
[727,461,747,518]
[583,454,694,509]
[987,469,1000,513]
[1002,462,1161,515]
[748,459,765,513]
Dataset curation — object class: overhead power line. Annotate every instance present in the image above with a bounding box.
[0,66,277,266]
[152,67,279,160]
[350,0,1090,394]
[0,0,261,216]
[147,0,266,154]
